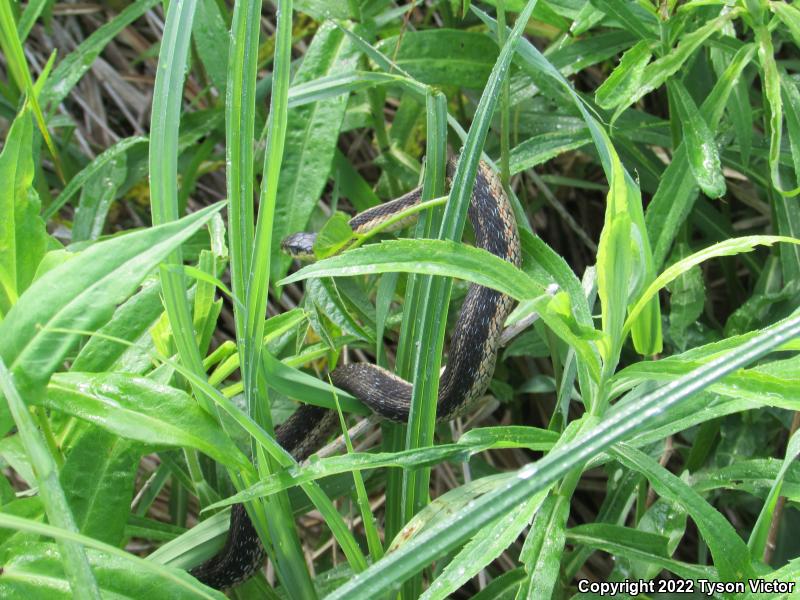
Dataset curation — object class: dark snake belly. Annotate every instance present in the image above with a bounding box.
[190,158,521,590]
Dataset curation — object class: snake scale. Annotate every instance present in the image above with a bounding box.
[190,158,521,590]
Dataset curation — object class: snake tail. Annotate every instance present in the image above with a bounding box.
[189,404,337,589]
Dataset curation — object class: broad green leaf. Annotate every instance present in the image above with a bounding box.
[509,128,591,174]
[0,108,47,318]
[376,30,499,89]
[305,278,375,343]
[628,499,687,580]
[0,435,35,487]
[1,541,219,600]
[670,81,726,199]
[597,208,634,365]
[312,212,355,259]
[0,201,223,405]
[60,428,140,546]
[193,0,229,93]
[45,372,251,472]
[293,0,355,19]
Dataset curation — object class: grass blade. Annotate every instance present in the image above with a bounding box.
[0,358,101,599]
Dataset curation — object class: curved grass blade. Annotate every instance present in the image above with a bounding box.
[747,427,800,559]
[204,430,558,510]
[420,491,546,600]
[279,238,542,300]
[625,235,800,335]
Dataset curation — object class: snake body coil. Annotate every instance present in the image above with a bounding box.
[190,159,521,590]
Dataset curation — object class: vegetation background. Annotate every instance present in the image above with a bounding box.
[1,0,800,598]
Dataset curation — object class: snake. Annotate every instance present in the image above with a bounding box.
[189,158,521,590]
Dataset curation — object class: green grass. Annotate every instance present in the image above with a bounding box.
[1,0,800,598]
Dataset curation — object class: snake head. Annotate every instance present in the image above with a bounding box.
[280,232,317,261]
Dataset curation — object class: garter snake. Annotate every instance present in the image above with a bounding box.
[190,158,521,590]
